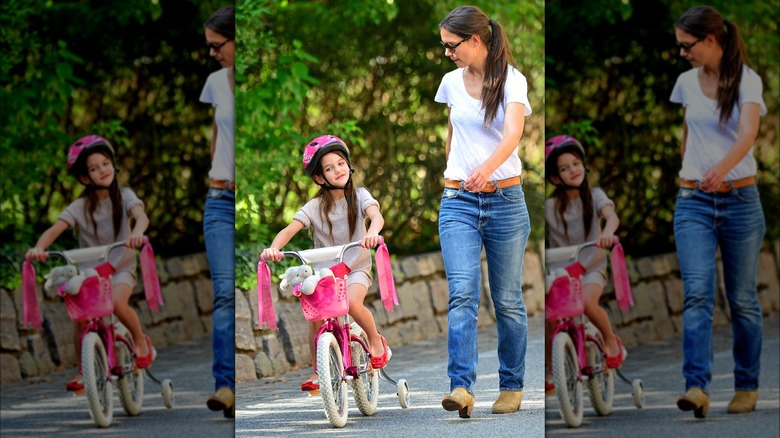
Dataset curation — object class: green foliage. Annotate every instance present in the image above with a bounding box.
[546,0,780,256]
[1,0,226,290]
[236,0,546,287]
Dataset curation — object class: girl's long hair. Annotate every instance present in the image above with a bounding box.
[549,149,594,243]
[312,150,358,241]
[676,5,748,126]
[76,151,124,242]
[439,5,516,128]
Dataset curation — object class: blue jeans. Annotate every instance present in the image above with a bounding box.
[438,184,531,392]
[674,185,765,392]
[204,188,235,391]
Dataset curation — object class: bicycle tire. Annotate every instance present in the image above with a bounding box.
[116,336,144,416]
[82,332,113,427]
[317,331,348,428]
[552,332,583,428]
[585,336,614,416]
[349,325,378,416]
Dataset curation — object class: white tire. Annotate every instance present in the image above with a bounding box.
[317,332,348,428]
[350,329,378,416]
[82,332,113,427]
[162,379,175,409]
[632,379,645,409]
[397,379,410,409]
[116,337,144,416]
[585,337,614,416]
[552,332,583,428]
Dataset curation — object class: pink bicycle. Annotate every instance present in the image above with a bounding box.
[22,238,173,428]
[546,237,644,428]
[258,238,410,428]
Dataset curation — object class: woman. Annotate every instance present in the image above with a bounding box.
[200,5,236,418]
[434,6,532,417]
[670,5,766,418]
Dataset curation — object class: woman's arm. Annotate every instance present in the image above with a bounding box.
[680,111,688,159]
[445,108,453,162]
[464,102,525,192]
[26,220,70,261]
[127,204,150,249]
[360,204,385,248]
[210,114,218,161]
[699,102,760,191]
[261,220,305,262]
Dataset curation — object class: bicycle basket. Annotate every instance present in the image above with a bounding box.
[297,276,349,322]
[63,276,114,321]
[545,274,584,321]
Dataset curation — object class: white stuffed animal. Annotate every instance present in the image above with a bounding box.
[44,265,78,294]
[279,265,313,292]
[65,268,99,296]
[300,268,335,296]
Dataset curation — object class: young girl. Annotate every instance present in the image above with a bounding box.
[261,134,389,392]
[26,135,154,390]
[544,134,624,387]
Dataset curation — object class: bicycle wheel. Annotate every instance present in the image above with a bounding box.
[349,325,378,416]
[116,336,144,416]
[82,332,113,427]
[552,332,583,428]
[317,331,348,428]
[585,336,614,416]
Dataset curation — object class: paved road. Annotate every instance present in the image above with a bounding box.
[0,337,233,437]
[545,315,780,437]
[236,316,546,437]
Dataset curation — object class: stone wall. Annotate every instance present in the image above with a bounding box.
[605,242,780,347]
[235,247,546,381]
[0,252,214,383]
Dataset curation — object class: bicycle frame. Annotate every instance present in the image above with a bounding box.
[550,316,606,381]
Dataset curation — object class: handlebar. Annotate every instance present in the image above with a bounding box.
[261,236,385,265]
[545,237,619,265]
[27,237,151,265]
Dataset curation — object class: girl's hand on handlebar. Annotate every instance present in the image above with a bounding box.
[126,232,145,249]
[25,247,48,262]
[261,247,283,262]
[596,233,614,249]
[360,234,380,249]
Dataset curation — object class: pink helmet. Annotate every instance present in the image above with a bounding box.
[545,135,585,182]
[67,135,115,172]
[302,134,350,177]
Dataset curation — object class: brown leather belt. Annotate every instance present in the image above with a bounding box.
[210,179,235,192]
[679,176,756,193]
[444,176,522,193]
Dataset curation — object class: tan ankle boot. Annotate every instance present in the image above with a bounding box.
[441,388,475,418]
[676,387,710,418]
[492,390,523,414]
[727,390,758,414]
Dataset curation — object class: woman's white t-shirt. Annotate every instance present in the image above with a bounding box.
[200,67,235,181]
[435,65,532,181]
[670,65,766,180]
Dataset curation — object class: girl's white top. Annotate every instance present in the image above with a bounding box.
[670,65,766,180]
[58,187,144,274]
[293,187,379,274]
[435,65,532,181]
[200,67,235,181]
[546,188,614,273]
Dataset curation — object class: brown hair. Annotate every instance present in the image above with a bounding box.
[548,149,594,243]
[439,6,516,128]
[312,150,358,241]
[75,151,124,241]
[675,5,748,126]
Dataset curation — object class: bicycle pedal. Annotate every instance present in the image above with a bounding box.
[308,390,321,396]
[72,389,85,396]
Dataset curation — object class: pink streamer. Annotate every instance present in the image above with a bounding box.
[610,241,634,312]
[140,243,164,312]
[257,261,278,329]
[375,244,398,312]
[22,261,42,329]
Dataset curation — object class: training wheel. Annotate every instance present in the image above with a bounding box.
[397,379,410,408]
[631,379,644,409]
[162,379,175,409]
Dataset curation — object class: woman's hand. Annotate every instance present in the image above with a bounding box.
[464,164,494,192]
[360,234,380,249]
[126,232,145,249]
[699,164,728,192]
[261,247,283,262]
[25,247,48,262]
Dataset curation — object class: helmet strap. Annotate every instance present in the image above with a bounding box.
[317,168,354,191]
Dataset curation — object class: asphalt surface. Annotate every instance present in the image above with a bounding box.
[235,316,547,437]
[545,314,780,437]
[0,337,233,437]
